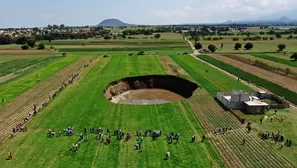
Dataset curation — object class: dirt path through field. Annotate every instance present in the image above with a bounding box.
[0,56,100,144]
[209,54,297,93]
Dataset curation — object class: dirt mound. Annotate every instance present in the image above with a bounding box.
[104,75,198,104]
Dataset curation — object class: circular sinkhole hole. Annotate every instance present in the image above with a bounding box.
[103,75,198,105]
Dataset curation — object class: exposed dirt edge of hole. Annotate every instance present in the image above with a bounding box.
[103,75,199,101]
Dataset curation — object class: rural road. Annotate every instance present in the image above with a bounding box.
[185,38,297,111]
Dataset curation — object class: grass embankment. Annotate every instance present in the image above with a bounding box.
[0,57,61,77]
[252,54,297,67]
[198,55,297,105]
[169,54,253,96]
[0,54,224,168]
[0,56,79,104]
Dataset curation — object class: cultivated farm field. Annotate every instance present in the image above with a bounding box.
[1,34,297,168]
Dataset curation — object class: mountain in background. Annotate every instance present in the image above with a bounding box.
[222,16,297,25]
[95,19,134,27]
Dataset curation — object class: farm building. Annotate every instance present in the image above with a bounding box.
[216,90,269,114]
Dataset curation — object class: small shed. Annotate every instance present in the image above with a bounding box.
[244,101,268,114]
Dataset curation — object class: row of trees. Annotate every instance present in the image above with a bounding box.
[21,43,45,50]
[194,42,289,52]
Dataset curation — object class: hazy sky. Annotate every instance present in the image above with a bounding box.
[1,0,297,28]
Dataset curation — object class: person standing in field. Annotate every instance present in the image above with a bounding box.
[165,152,170,160]
[7,152,12,160]
[242,138,246,145]
[1,98,4,104]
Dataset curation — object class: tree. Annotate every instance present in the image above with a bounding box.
[53,25,59,29]
[44,35,54,42]
[291,53,297,61]
[47,24,53,30]
[277,44,286,51]
[270,37,274,40]
[193,36,200,42]
[60,24,65,29]
[15,36,28,45]
[194,42,202,49]
[37,43,45,50]
[122,34,126,39]
[208,44,216,53]
[62,52,67,57]
[154,34,161,39]
[221,43,224,49]
[233,37,239,41]
[27,39,36,48]
[234,43,242,50]
[0,35,12,45]
[275,33,282,39]
[21,44,29,50]
[244,43,254,50]
[104,35,111,40]
[113,35,117,39]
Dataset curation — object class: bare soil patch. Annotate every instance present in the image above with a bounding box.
[209,54,297,93]
[110,89,183,105]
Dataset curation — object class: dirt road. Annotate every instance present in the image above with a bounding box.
[209,54,297,93]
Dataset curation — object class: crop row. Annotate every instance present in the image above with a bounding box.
[252,54,297,67]
[187,90,292,168]
[198,55,297,105]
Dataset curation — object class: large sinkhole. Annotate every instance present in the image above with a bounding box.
[103,75,198,105]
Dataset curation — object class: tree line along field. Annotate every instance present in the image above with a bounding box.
[191,36,297,54]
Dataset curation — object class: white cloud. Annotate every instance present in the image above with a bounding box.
[184,6,191,10]
[153,0,297,24]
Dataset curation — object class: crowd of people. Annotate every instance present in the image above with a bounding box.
[45,126,203,160]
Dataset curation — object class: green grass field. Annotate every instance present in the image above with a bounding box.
[2,32,297,167]
[169,54,253,96]
[0,54,224,168]
[252,54,297,67]
[0,57,61,77]
[195,39,297,53]
[0,56,79,105]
